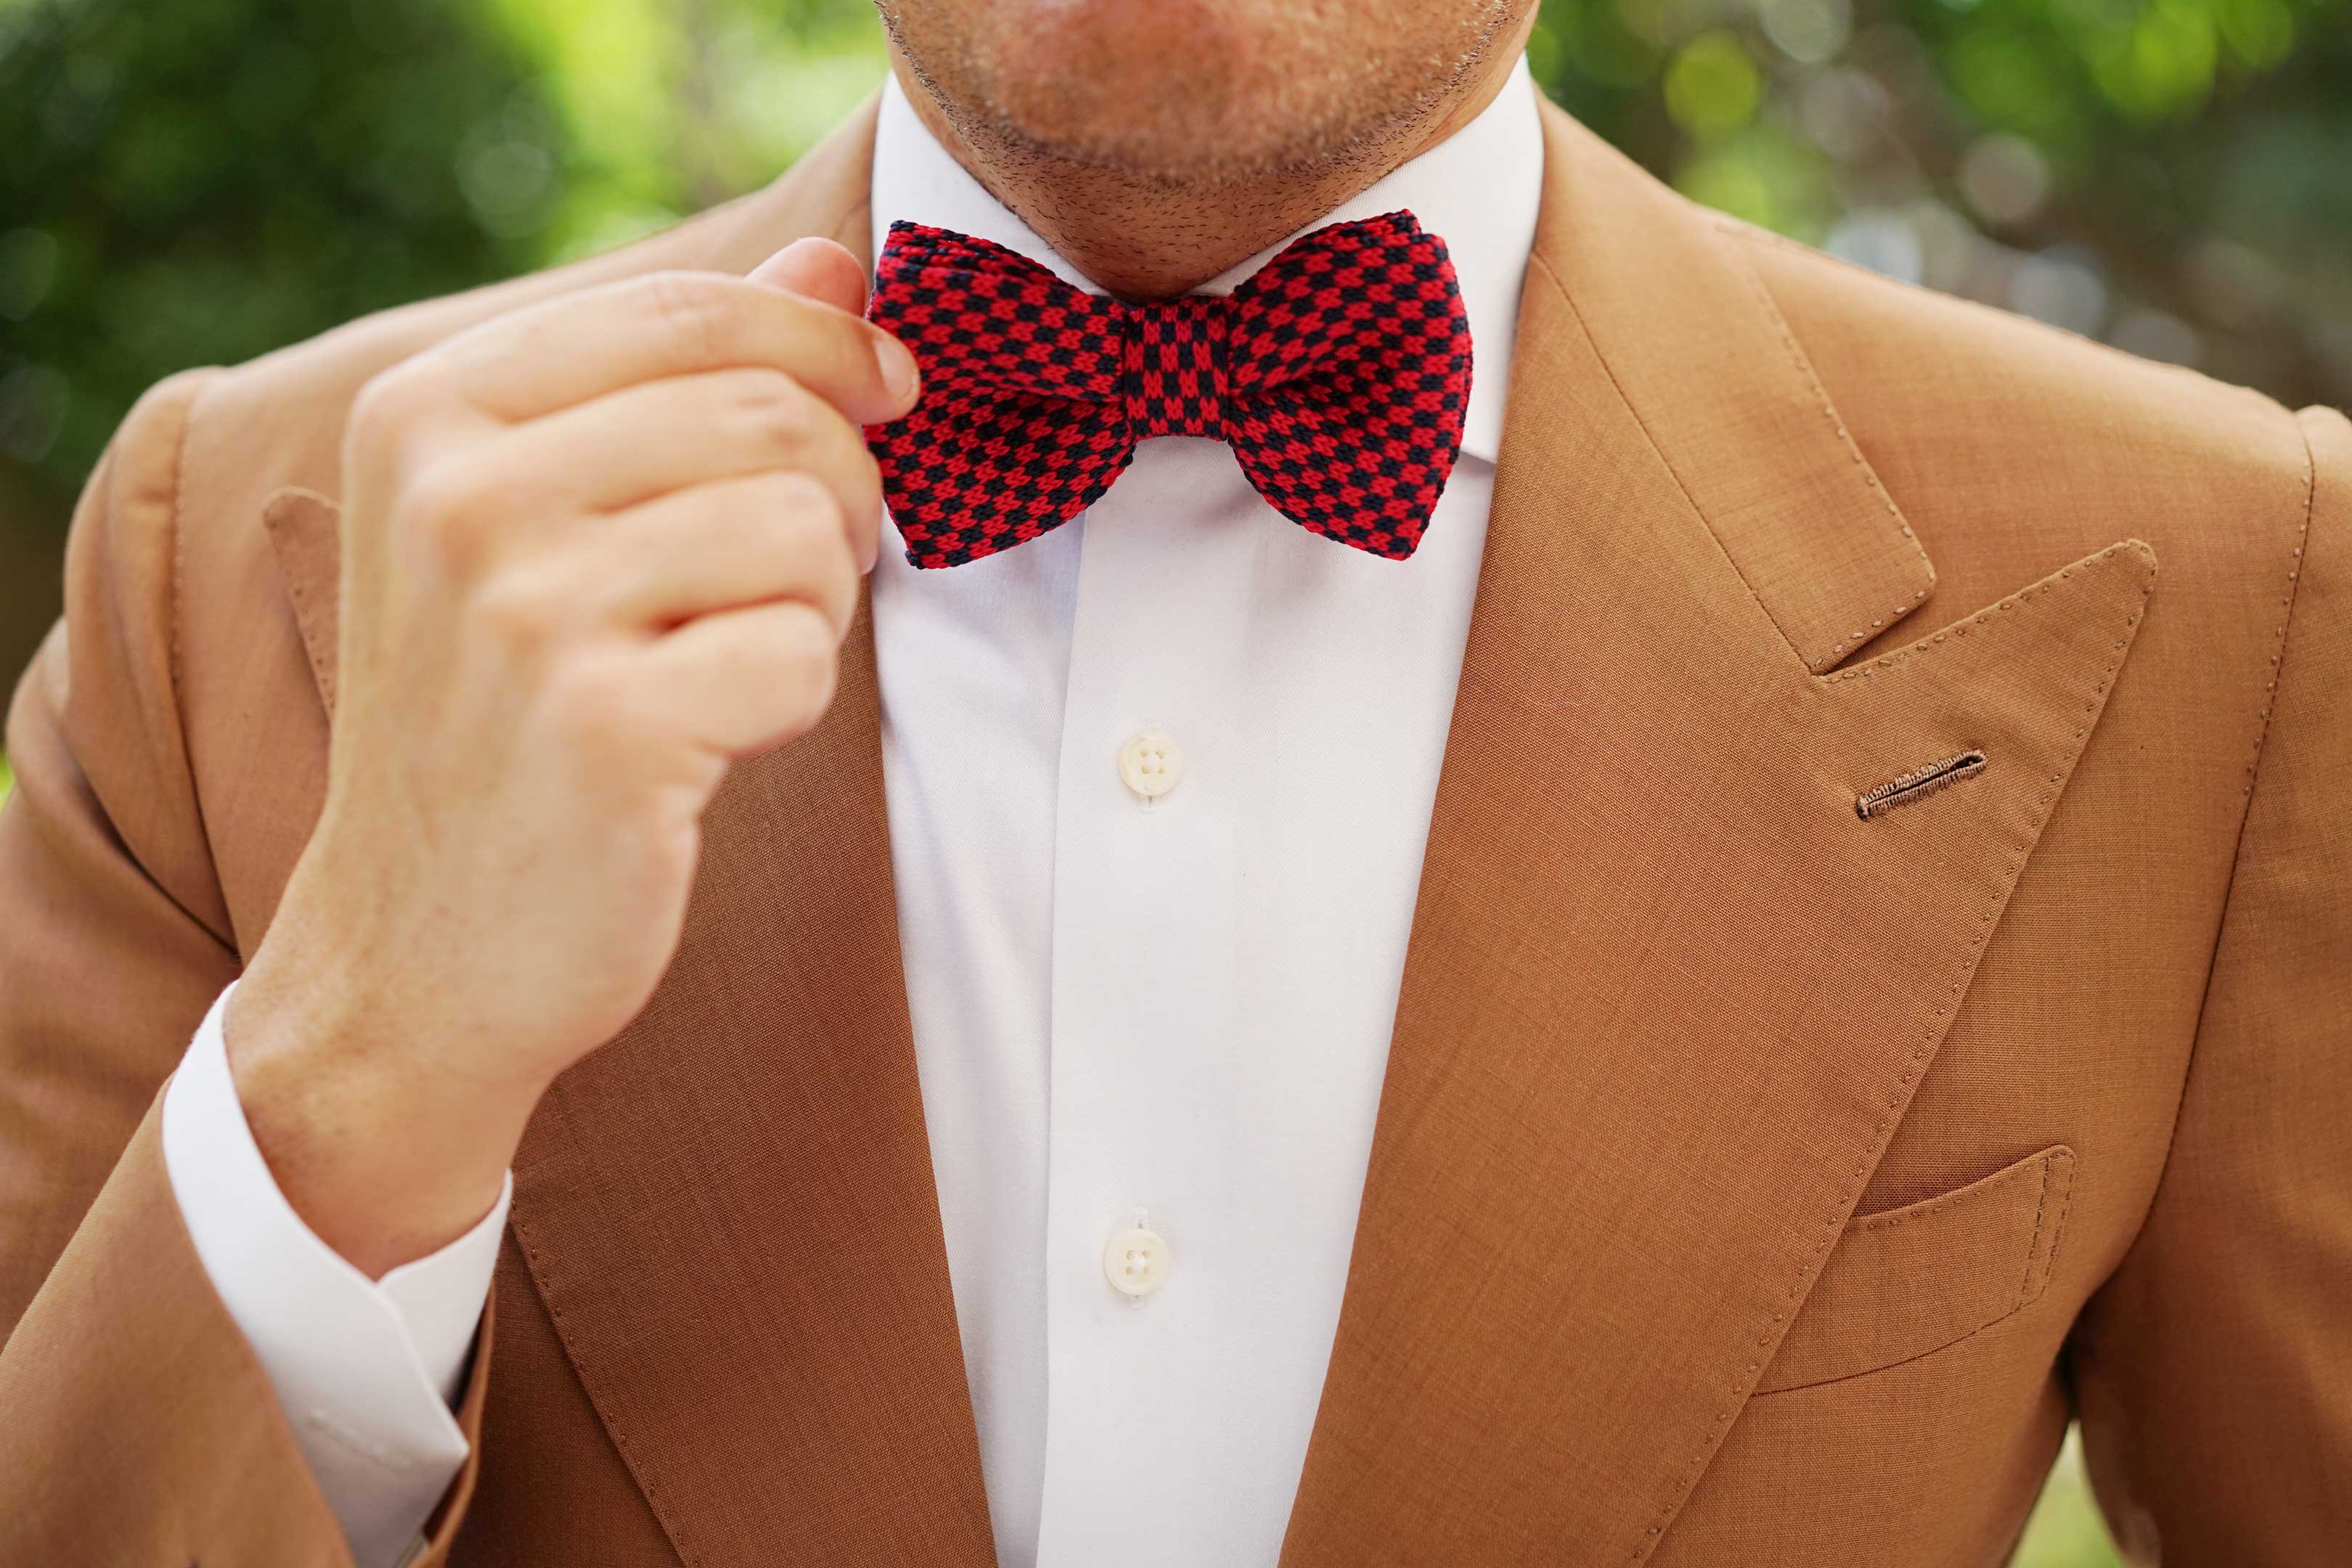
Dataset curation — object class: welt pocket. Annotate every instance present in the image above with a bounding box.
[1751,1143,2075,1395]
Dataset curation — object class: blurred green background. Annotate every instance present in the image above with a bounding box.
[3,1,2349,1553]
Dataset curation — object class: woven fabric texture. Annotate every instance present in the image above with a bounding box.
[863,212,1471,568]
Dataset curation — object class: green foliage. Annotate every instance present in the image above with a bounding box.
[0,0,560,497]
[483,0,889,261]
[2013,1430,2126,1568]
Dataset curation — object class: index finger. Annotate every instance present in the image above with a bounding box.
[416,267,920,428]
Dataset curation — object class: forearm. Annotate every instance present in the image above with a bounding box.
[225,881,535,1278]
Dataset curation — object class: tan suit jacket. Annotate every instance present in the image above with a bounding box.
[2,86,2347,1567]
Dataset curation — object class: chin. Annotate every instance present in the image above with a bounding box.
[894,0,1377,179]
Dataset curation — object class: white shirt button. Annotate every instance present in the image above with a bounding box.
[1118,729,1183,801]
[1103,1221,1171,1298]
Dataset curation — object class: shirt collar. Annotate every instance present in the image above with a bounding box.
[869,55,1545,465]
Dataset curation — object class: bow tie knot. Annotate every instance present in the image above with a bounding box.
[1125,297,1228,441]
[865,211,1471,568]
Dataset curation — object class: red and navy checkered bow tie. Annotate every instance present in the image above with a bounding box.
[862,211,1472,568]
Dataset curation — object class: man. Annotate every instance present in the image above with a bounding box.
[1,0,2345,1562]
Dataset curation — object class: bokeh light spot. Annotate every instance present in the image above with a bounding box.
[1666,31,1763,136]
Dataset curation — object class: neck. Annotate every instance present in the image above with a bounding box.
[886,21,1536,301]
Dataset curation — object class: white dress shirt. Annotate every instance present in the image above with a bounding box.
[160,55,1542,1568]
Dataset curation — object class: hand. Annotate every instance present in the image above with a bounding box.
[221,239,918,1277]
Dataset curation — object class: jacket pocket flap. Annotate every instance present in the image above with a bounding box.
[1754,1143,2075,1395]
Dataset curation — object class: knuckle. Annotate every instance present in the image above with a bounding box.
[773,410,873,504]
[546,658,635,754]
[800,425,884,547]
[769,613,841,732]
[768,598,835,671]
[347,364,430,446]
[730,370,822,451]
[640,270,737,359]
[768,468,843,529]
[807,399,870,464]
[764,483,856,613]
[774,592,832,649]
[809,314,878,396]
[398,460,497,578]
[840,437,886,528]
[471,570,571,659]
[804,552,859,631]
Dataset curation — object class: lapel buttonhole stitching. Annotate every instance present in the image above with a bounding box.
[1855,748,1989,820]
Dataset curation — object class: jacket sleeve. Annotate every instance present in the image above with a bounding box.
[0,371,493,1568]
[2069,404,2352,1562]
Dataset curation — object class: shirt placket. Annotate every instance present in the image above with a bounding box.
[1033,436,1259,1563]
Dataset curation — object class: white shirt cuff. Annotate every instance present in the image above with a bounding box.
[161,973,511,1568]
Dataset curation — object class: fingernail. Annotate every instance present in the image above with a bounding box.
[874,332,919,404]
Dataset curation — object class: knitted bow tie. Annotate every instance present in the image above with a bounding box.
[862,211,1472,569]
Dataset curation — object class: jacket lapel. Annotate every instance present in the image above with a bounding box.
[1279,100,2152,1564]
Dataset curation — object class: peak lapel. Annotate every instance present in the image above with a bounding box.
[1281,99,2155,1564]
[258,93,995,1568]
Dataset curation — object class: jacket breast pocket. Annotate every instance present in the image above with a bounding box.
[1751,1144,2076,1395]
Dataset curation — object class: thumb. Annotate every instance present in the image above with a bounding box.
[748,235,871,316]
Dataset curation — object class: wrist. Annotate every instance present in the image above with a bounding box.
[224,938,536,1279]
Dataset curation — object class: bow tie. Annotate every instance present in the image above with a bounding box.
[862,211,1472,568]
